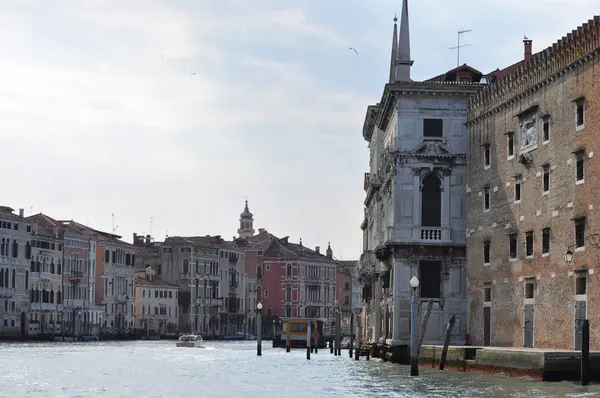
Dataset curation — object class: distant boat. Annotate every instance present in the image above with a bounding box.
[176,334,205,348]
[223,332,256,341]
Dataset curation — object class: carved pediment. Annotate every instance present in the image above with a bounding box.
[413,139,456,159]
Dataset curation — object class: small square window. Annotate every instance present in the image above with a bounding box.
[576,153,585,183]
[576,101,585,128]
[525,279,535,299]
[509,233,518,260]
[507,133,514,158]
[525,231,534,257]
[541,228,550,255]
[575,218,586,249]
[423,118,444,137]
[483,240,491,264]
[542,165,550,193]
[514,176,522,202]
[542,117,550,142]
[483,187,490,211]
[483,144,491,168]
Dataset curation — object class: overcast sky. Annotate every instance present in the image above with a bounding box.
[1,0,598,259]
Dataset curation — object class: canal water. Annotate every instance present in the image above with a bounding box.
[1,341,599,398]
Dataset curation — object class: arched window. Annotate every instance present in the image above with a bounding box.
[286,286,291,301]
[195,260,199,274]
[182,259,189,275]
[256,264,263,279]
[286,264,292,276]
[25,242,31,259]
[11,269,15,288]
[50,261,55,274]
[3,269,7,288]
[286,305,291,317]
[25,271,29,289]
[421,173,442,227]
[57,261,61,274]
[12,240,18,258]
[0,238,5,256]
[0,269,3,287]
[256,286,262,302]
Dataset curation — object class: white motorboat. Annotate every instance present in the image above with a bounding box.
[176,334,205,348]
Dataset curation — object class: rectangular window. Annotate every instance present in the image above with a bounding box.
[525,231,534,257]
[514,176,522,202]
[525,279,535,299]
[542,117,550,142]
[542,165,550,193]
[484,286,492,302]
[483,240,491,264]
[575,271,587,295]
[483,144,491,168]
[423,118,443,137]
[509,233,518,260]
[575,218,586,249]
[576,100,585,128]
[507,133,514,158]
[418,260,442,298]
[484,187,490,211]
[541,228,550,255]
[576,152,585,183]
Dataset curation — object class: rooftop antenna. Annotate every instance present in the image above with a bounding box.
[29,207,33,216]
[449,29,472,67]
[150,216,153,237]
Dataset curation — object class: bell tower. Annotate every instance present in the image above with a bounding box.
[238,199,255,239]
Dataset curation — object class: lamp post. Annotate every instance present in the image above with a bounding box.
[256,302,263,356]
[334,299,341,356]
[409,276,419,377]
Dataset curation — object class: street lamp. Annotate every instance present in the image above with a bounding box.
[409,276,419,377]
[256,302,263,356]
[334,299,340,356]
[564,248,574,265]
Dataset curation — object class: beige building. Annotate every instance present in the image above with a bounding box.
[135,267,179,335]
[0,206,32,337]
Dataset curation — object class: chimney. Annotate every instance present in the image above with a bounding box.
[315,246,320,254]
[258,228,265,234]
[523,36,532,62]
[53,226,59,238]
[145,234,151,245]
[18,208,24,218]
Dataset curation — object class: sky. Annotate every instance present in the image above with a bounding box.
[1,0,598,260]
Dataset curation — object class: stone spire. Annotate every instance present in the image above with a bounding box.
[396,0,413,81]
[389,15,399,83]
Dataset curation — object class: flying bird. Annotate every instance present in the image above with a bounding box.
[349,47,358,54]
[190,72,196,75]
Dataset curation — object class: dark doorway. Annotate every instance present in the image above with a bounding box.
[523,304,534,348]
[421,173,442,227]
[574,301,586,350]
[483,307,491,346]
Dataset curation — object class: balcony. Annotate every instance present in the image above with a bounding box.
[0,288,14,298]
[31,302,57,311]
[66,299,85,308]
[115,294,129,304]
[228,254,239,264]
[39,272,52,282]
[69,270,84,282]
[385,226,451,245]
[180,273,192,280]
[0,256,15,265]
[305,274,320,282]
[229,279,239,288]
[228,306,239,313]
[363,172,382,192]
[359,250,376,268]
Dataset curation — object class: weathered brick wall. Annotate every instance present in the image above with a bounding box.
[466,50,600,349]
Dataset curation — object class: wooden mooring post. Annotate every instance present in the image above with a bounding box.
[439,314,456,371]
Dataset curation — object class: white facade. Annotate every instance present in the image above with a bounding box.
[135,268,178,334]
[0,207,31,336]
[218,248,247,335]
[28,221,63,336]
[359,2,482,351]
[100,240,136,332]
[86,238,103,334]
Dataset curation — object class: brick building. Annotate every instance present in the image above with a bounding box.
[466,16,600,349]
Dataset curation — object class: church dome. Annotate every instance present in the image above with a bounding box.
[240,200,253,219]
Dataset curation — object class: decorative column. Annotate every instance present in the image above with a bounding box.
[441,169,451,241]
[391,258,412,345]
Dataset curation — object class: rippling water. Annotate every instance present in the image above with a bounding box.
[1,340,599,397]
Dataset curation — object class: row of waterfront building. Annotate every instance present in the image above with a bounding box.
[0,201,362,339]
[359,1,600,356]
